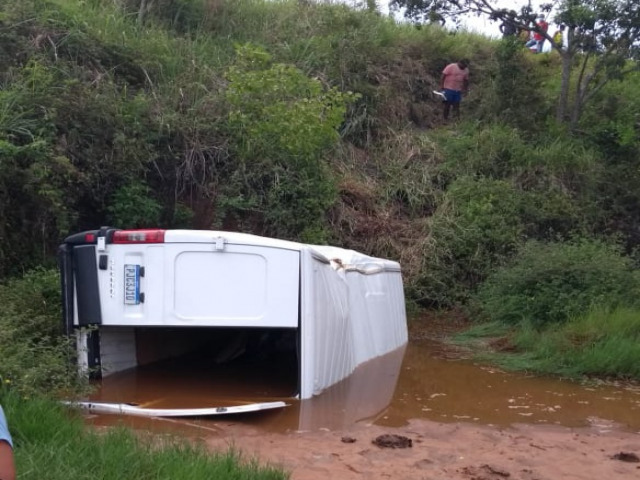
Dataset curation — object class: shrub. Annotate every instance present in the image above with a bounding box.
[475,239,640,327]
[0,269,85,397]
[414,177,525,306]
[433,125,601,241]
[222,43,358,241]
[107,182,162,229]
[475,37,548,130]
[435,124,599,184]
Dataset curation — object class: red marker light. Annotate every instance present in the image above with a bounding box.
[112,229,165,244]
[85,233,96,243]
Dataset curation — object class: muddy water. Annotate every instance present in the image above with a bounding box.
[88,337,640,435]
[381,338,640,430]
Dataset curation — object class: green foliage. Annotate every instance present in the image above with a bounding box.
[477,37,548,130]
[222,43,358,240]
[107,183,162,228]
[475,239,640,327]
[587,71,640,156]
[0,391,288,480]
[121,0,211,32]
[226,44,355,160]
[434,125,602,239]
[0,269,86,397]
[452,307,640,380]
[508,307,640,379]
[0,68,79,270]
[435,124,598,181]
[415,176,526,306]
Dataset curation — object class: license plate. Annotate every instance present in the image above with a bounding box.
[124,264,140,305]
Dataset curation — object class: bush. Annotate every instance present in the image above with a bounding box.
[433,125,602,241]
[475,239,640,327]
[222,43,358,241]
[475,37,548,130]
[107,182,162,229]
[435,124,599,184]
[414,176,525,306]
[0,269,85,397]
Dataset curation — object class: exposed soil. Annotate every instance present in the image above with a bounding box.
[204,419,640,480]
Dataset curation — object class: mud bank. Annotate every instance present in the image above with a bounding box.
[204,419,640,480]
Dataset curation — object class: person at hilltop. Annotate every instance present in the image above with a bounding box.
[553,24,565,49]
[0,405,15,480]
[525,15,549,53]
[439,59,470,122]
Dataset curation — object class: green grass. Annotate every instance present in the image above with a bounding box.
[511,307,640,378]
[0,391,288,480]
[454,307,640,380]
[452,321,512,342]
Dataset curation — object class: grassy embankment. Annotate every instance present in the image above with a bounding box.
[454,308,640,381]
[1,1,640,465]
[456,240,640,381]
[0,390,286,480]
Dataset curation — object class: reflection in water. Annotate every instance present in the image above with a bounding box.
[381,338,640,430]
[253,345,407,432]
[88,337,640,434]
[90,345,407,433]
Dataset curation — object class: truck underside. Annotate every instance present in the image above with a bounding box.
[82,326,300,405]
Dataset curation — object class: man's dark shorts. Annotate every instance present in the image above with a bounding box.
[443,89,462,104]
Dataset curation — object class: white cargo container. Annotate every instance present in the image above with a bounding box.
[59,228,407,406]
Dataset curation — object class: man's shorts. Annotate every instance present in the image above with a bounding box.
[443,89,462,104]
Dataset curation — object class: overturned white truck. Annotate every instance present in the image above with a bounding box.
[59,228,407,414]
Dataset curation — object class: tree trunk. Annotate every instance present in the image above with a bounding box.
[138,0,147,24]
[556,51,572,123]
[569,53,594,131]
[569,101,582,130]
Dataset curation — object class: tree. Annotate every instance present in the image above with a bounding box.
[390,0,640,130]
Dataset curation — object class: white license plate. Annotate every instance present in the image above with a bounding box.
[124,264,140,305]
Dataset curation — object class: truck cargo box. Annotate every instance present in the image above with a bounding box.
[59,228,408,404]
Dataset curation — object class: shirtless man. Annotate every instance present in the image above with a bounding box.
[440,59,470,121]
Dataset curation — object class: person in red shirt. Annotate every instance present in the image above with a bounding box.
[525,15,549,53]
[439,59,470,121]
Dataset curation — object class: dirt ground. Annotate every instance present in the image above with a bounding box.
[205,418,640,480]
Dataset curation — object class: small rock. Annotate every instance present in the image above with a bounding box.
[612,452,640,463]
[372,434,412,449]
[481,464,511,477]
[341,436,357,443]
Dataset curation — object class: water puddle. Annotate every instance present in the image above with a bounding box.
[87,336,640,434]
[381,338,640,430]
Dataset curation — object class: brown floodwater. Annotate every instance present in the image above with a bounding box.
[87,336,640,435]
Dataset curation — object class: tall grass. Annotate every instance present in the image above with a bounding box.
[455,308,640,380]
[0,391,288,480]
[509,307,640,379]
